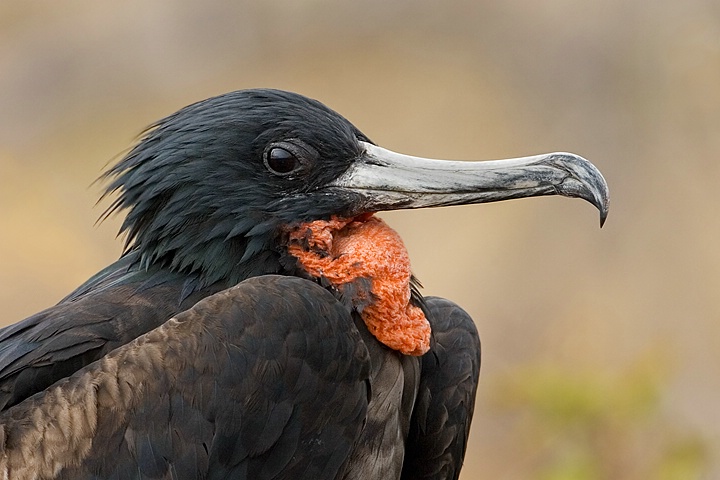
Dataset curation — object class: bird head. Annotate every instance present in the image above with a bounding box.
[102,89,609,289]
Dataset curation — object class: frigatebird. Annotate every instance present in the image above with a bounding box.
[0,89,608,479]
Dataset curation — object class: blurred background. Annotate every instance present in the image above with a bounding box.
[0,1,718,478]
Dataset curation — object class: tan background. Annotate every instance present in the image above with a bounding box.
[0,1,718,478]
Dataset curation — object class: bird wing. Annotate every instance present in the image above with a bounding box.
[0,258,219,412]
[401,297,481,480]
[0,275,371,480]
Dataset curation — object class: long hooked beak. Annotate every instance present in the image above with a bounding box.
[330,142,609,226]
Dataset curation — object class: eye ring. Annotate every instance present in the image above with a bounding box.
[264,146,299,175]
[262,141,317,177]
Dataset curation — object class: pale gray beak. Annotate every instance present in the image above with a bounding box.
[330,141,609,226]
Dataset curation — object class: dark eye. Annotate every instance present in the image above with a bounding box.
[265,147,300,175]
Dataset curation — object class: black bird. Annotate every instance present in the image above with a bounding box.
[0,89,608,479]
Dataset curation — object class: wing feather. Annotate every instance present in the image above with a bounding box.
[0,275,370,480]
[401,296,481,480]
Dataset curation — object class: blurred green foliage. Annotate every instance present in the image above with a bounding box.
[492,349,710,479]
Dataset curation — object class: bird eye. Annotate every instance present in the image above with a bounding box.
[265,147,300,175]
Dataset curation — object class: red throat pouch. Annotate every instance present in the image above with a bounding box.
[286,215,430,356]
